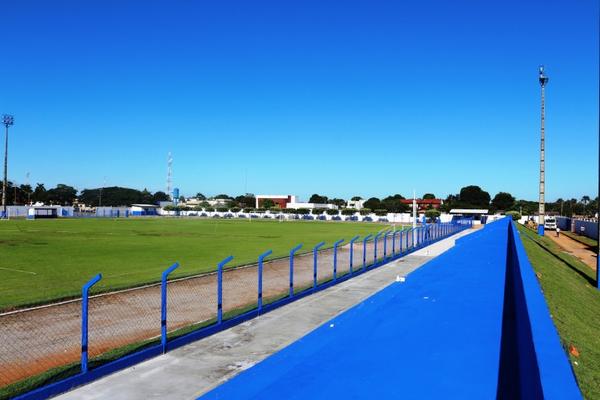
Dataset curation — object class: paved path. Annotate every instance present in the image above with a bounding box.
[55,229,473,400]
[545,231,597,270]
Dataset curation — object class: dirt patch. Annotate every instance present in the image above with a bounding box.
[545,231,597,271]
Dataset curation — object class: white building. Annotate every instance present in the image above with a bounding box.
[286,201,337,210]
[346,199,366,209]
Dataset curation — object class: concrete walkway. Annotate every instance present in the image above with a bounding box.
[55,229,473,400]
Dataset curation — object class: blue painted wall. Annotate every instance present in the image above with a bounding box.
[556,216,571,231]
[574,219,598,240]
[201,218,581,399]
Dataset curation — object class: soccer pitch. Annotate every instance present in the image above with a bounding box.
[0,218,394,311]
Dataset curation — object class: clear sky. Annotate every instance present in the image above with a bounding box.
[1,0,598,201]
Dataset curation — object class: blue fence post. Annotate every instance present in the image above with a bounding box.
[160,262,180,354]
[313,242,325,289]
[374,232,384,264]
[362,234,373,271]
[289,244,302,297]
[216,256,233,324]
[333,239,345,281]
[257,250,273,313]
[392,230,398,256]
[81,273,102,373]
[349,236,360,274]
[383,231,390,259]
[399,230,403,254]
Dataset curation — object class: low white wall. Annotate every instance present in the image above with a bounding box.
[3,205,74,218]
[160,209,458,224]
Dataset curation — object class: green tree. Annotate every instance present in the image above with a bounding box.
[153,191,170,203]
[234,194,256,208]
[46,184,78,205]
[195,193,206,200]
[505,211,521,220]
[32,183,47,203]
[439,194,458,213]
[425,209,441,220]
[329,198,346,208]
[363,197,381,211]
[309,194,328,204]
[20,184,32,204]
[381,194,408,213]
[458,185,491,208]
[79,186,145,207]
[262,199,275,209]
[140,188,153,204]
[491,192,515,211]
[423,193,436,200]
[351,196,362,201]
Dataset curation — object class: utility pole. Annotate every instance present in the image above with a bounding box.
[412,189,417,229]
[538,66,549,236]
[2,114,14,219]
[26,172,30,204]
[597,65,600,290]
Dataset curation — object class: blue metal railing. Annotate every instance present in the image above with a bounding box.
[15,219,472,400]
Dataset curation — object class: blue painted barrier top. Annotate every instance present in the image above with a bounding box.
[201,218,581,399]
[333,238,345,248]
[289,244,303,256]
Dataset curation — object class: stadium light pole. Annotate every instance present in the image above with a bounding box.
[537,66,549,236]
[2,114,14,219]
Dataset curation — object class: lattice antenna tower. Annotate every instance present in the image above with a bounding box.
[167,152,173,199]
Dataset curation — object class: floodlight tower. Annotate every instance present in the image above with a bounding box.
[2,114,14,219]
[537,66,549,236]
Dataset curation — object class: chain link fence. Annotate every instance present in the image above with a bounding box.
[0,221,470,399]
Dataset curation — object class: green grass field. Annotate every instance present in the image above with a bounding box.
[518,225,600,398]
[0,218,397,311]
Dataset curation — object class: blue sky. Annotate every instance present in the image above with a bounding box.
[1,0,598,201]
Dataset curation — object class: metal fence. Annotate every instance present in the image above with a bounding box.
[0,220,472,400]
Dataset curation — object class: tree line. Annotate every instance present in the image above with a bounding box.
[0,181,170,207]
[1,181,596,217]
